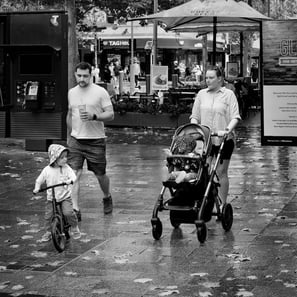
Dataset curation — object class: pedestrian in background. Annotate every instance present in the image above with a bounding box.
[190,66,241,206]
[132,57,141,89]
[33,144,81,242]
[173,60,184,86]
[66,62,114,220]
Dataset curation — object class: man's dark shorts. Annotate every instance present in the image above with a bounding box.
[210,139,235,160]
[67,137,106,175]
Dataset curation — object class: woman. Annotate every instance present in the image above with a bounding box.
[190,66,241,205]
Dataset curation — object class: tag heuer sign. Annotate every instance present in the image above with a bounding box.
[102,40,130,49]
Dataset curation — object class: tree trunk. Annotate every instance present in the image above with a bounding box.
[66,0,79,89]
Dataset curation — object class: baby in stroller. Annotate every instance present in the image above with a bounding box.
[162,128,206,185]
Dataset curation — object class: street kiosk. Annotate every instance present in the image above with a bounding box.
[0,10,68,150]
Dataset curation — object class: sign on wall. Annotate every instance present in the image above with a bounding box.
[151,65,168,91]
[262,20,297,145]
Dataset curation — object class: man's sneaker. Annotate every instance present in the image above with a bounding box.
[72,226,81,240]
[40,231,51,242]
[103,195,113,214]
[73,209,82,222]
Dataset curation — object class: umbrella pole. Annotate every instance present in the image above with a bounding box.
[213,16,217,66]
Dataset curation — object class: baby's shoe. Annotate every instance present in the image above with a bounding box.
[72,226,81,240]
[40,231,51,242]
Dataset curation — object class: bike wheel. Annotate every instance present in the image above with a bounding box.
[221,203,233,231]
[51,216,66,252]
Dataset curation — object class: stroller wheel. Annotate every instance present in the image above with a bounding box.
[170,211,180,229]
[151,218,163,240]
[221,203,233,231]
[196,221,207,243]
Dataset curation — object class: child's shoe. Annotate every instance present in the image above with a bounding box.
[72,226,81,240]
[40,231,51,242]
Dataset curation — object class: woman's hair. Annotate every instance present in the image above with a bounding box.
[206,65,222,77]
[75,62,92,74]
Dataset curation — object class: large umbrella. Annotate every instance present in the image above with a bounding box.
[131,0,270,65]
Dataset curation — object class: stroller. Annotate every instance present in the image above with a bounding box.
[151,123,233,243]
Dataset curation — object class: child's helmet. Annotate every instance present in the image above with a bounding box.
[48,144,69,166]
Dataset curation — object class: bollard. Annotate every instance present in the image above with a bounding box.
[119,71,124,95]
[172,74,178,88]
[146,74,150,95]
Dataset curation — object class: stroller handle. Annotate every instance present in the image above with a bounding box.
[34,181,74,194]
[211,133,229,140]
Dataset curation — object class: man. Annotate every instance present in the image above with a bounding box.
[67,62,114,220]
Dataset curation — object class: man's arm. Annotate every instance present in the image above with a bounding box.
[94,105,114,122]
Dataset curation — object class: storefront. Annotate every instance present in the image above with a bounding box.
[79,23,225,79]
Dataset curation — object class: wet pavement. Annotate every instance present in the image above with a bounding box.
[1,111,297,297]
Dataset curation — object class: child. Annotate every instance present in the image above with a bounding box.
[33,144,81,242]
[161,134,204,184]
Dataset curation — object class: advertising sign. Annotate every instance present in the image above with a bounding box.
[262,20,297,145]
[151,65,168,91]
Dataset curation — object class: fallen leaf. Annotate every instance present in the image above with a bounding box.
[134,278,153,283]
[201,282,220,288]
[11,284,24,290]
[31,251,47,258]
[158,290,180,296]
[47,261,64,267]
[64,271,78,276]
[25,228,41,233]
[199,292,213,297]
[166,286,178,290]
[190,272,208,277]
[284,282,296,288]
[30,264,44,268]
[80,238,91,243]
[92,288,110,294]
[236,291,254,297]
[21,235,34,240]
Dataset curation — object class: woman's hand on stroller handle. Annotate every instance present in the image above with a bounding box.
[32,181,74,194]
[212,129,230,137]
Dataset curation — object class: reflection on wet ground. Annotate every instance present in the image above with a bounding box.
[1,112,297,296]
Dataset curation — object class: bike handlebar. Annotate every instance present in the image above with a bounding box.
[34,181,73,193]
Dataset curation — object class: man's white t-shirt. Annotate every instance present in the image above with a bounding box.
[68,83,112,139]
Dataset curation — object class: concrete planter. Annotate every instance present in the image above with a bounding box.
[106,112,188,129]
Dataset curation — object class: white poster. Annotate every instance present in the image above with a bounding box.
[151,65,168,91]
[264,85,297,137]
